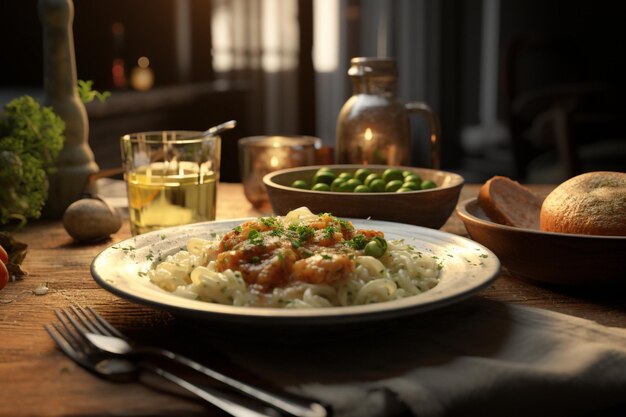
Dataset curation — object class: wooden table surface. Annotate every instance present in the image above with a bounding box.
[1,183,625,417]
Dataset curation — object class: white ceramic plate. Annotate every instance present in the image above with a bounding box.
[91,219,501,326]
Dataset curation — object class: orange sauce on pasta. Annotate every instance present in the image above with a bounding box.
[215,213,383,291]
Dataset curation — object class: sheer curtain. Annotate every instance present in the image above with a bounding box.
[210,0,301,134]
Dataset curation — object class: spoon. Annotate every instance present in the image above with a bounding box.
[202,119,237,137]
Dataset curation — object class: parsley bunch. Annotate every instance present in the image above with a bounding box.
[0,96,65,227]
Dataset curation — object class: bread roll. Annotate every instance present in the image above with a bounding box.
[540,171,626,236]
[478,176,543,229]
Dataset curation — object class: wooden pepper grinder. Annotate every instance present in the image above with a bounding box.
[39,0,99,218]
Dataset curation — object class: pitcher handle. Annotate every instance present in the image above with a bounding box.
[405,102,441,170]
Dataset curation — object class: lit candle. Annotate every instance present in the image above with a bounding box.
[362,127,376,164]
[364,128,373,141]
[239,135,321,207]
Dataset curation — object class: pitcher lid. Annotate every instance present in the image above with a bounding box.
[348,57,398,77]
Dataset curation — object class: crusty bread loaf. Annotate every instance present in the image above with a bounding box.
[540,171,626,236]
[478,176,543,229]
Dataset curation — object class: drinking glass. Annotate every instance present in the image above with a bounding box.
[120,131,221,235]
[238,136,321,208]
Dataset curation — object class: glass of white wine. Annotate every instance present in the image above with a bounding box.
[120,131,220,236]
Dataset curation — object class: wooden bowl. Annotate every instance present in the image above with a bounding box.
[456,197,626,285]
[263,164,464,229]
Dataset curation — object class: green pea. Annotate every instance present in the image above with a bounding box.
[313,170,336,185]
[330,178,346,192]
[369,179,386,192]
[312,182,331,191]
[354,168,372,183]
[338,172,353,180]
[396,187,415,193]
[343,178,362,191]
[317,167,335,173]
[291,179,309,189]
[364,236,387,258]
[401,181,420,190]
[402,170,413,178]
[420,180,436,189]
[338,182,354,192]
[385,179,403,192]
[354,185,371,193]
[404,174,422,185]
[383,168,404,183]
[364,173,381,187]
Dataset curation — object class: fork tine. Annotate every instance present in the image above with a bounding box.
[52,322,82,352]
[45,324,92,370]
[86,306,126,339]
[54,309,83,348]
[77,305,116,337]
[70,305,101,334]
[56,307,90,338]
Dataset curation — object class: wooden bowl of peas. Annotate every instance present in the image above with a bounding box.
[263,165,464,229]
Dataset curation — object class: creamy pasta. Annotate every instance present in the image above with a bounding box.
[148,207,442,308]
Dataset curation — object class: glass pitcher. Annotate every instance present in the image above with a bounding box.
[335,57,441,168]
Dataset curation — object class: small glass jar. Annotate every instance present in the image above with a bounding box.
[335,57,440,168]
[238,136,321,208]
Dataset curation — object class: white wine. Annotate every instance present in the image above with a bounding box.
[127,163,217,235]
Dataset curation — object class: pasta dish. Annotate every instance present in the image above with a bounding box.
[148,207,442,308]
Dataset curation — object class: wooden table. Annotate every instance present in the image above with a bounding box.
[1,183,625,417]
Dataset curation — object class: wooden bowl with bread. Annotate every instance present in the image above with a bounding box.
[456,172,626,285]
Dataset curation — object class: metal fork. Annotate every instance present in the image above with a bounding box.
[45,308,278,417]
[71,305,327,417]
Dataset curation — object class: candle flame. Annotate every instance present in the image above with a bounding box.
[364,128,373,141]
[270,156,279,167]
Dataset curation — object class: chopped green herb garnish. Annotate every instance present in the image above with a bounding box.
[323,225,337,239]
[346,234,368,250]
[247,229,264,245]
[338,218,354,230]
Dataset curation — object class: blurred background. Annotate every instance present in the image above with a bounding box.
[2,0,626,183]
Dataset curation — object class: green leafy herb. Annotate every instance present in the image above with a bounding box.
[287,224,314,243]
[346,234,368,250]
[77,80,111,104]
[247,229,263,245]
[337,218,354,230]
[260,216,280,228]
[0,96,65,227]
[323,225,337,239]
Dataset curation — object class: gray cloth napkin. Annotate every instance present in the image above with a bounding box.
[220,298,626,417]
